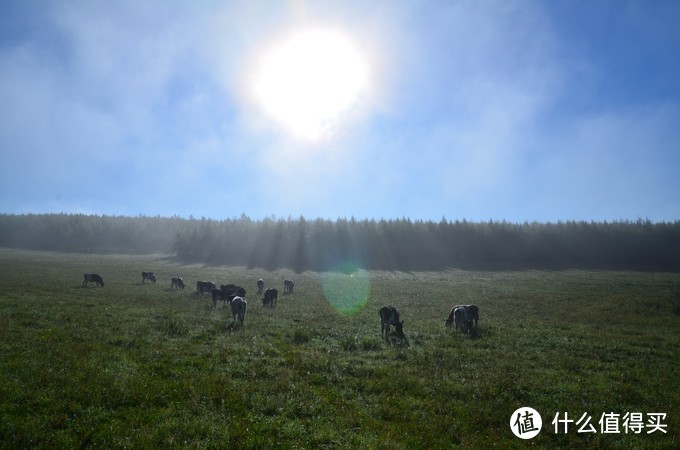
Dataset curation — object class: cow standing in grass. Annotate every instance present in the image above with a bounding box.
[379,305,404,340]
[196,280,216,295]
[453,307,468,331]
[141,271,156,283]
[230,297,247,328]
[263,288,278,308]
[446,304,480,333]
[82,273,104,287]
[283,279,294,295]
[257,279,264,295]
[211,288,228,308]
[463,304,479,329]
[171,277,185,290]
[210,285,245,308]
[221,285,246,303]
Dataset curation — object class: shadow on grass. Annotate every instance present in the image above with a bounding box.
[446,325,485,340]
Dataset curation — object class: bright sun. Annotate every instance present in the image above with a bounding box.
[252,28,370,142]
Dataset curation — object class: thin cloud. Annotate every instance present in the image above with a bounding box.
[0,0,677,221]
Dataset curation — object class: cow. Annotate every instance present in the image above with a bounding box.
[446,304,480,333]
[82,273,104,287]
[464,304,479,329]
[379,305,404,340]
[453,307,468,331]
[171,277,185,290]
[263,288,278,308]
[283,279,294,295]
[196,280,216,295]
[141,271,156,283]
[230,296,247,328]
[210,285,244,308]
[257,279,264,295]
[220,284,246,303]
[211,288,228,308]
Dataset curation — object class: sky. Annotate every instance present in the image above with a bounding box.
[1,0,679,223]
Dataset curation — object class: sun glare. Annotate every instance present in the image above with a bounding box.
[252,28,370,142]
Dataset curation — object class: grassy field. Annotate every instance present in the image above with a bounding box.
[0,248,678,448]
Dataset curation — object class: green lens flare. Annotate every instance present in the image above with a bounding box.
[321,262,370,316]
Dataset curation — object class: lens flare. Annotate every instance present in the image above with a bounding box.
[321,262,370,316]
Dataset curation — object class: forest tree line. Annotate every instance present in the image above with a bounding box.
[1,213,679,271]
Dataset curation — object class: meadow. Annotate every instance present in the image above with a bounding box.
[0,248,677,448]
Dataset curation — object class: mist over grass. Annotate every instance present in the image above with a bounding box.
[1,213,679,272]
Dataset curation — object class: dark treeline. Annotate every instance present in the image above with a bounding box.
[0,214,185,255]
[1,213,679,271]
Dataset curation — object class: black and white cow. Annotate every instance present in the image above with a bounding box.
[463,304,479,329]
[82,273,104,287]
[445,304,479,332]
[262,288,278,308]
[141,271,156,283]
[171,277,185,290]
[196,280,216,295]
[453,306,468,331]
[283,279,294,295]
[257,279,264,295]
[230,296,247,328]
[379,305,404,340]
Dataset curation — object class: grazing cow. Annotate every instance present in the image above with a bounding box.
[445,306,464,328]
[464,304,479,329]
[210,285,245,308]
[446,304,480,332]
[230,296,247,328]
[283,279,295,295]
[141,271,156,283]
[379,305,404,340]
[82,273,104,287]
[257,279,264,295]
[263,288,278,308]
[196,280,216,295]
[171,277,185,290]
[211,288,227,308]
[453,307,468,331]
[220,284,246,303]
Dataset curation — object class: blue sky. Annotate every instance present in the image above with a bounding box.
[1,0,678,222]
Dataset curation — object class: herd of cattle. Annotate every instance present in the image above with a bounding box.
[82,272,480,337]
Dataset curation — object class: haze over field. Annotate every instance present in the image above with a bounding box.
[1,1,678,222]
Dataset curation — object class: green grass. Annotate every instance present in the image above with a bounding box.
[0,249,678,448]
